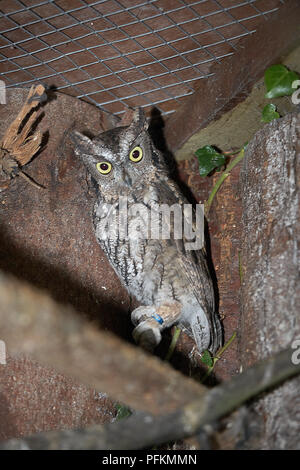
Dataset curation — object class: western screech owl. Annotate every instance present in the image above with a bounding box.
[72,108,222,354]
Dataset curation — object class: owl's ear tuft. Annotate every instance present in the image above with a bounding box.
[118,107,148,132]
[70,131,93,153]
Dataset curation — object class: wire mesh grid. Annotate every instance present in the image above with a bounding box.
[0,0,284,116]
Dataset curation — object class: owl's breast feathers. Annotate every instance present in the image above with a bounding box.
[93,183,213,309]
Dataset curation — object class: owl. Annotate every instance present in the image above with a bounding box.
[72,108,222,355]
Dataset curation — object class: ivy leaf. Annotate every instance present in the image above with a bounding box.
[195,145,226,177]
[115,403,132,420]
[265,64,299,99]
[200,349,214,367]
[261,103,280,123]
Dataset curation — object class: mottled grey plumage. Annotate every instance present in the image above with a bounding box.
[72,109,222,354]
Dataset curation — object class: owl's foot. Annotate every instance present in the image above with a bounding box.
[132,320,162,352]
[131,306,162,352]
[131,302,182,352]
[131,305,157,327]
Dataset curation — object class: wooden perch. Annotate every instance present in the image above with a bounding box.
[0,347,298,450]
[0,269,205,416]
[0,84,46,188]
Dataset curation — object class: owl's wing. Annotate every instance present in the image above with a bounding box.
[154,178,222,352]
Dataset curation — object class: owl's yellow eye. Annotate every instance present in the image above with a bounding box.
[96,162,112,174]
[129,146,143,162]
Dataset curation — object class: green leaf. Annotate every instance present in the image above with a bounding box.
[200,349,214,367]
[261,103,280,123]
[265,64,299,99]
[195,145,226,177]
[115,403,132,420]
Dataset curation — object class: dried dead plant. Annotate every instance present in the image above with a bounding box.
[0,84,46,189]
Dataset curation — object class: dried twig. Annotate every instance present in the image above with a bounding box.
[0,84,46,189]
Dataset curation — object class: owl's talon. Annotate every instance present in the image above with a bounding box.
[189,345,203,360]
[188,345,202,366]
[132,321,162,352]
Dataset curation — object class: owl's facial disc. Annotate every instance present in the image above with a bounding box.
[72,110,155,195]
[93,142,144,186]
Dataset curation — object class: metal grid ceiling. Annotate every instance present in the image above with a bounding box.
[0,0,284,116]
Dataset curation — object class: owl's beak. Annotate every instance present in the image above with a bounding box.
[122,169,132,187]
